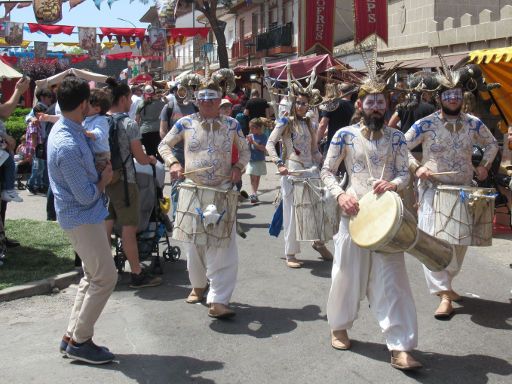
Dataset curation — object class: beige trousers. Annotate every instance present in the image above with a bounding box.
[65,223,117,343]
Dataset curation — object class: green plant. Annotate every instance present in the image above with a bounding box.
[4,107,29,143]
[0,219,75,290]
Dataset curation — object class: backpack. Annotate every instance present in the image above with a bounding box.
[107,114,133,207]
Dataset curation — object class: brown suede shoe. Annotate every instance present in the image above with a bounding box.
[186,287,207,304]
[434,295,454,319]
[391,351,423,370]
[331,329,351,350]
[286,256,303,269]
[312,242,333,261]
[208,303,236,319]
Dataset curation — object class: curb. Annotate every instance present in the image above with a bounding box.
[0,270,81,303]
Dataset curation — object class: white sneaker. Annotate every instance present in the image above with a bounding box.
[1,189,23,202]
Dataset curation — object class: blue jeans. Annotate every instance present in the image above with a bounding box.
[28,158,47,190]
[1,153,16,191]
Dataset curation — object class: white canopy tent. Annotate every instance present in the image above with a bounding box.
[34,68,108,106]
[0,59,22,80]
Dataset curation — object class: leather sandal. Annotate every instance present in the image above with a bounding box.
[186,286,207,304]
[208,303,236,319]
[331,330,351,350]
[312,242,333,261]
[286,257,303,269]
[390,351,423,370]
[434,295,454,319]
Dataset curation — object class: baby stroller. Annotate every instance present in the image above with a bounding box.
[113,161,181,274]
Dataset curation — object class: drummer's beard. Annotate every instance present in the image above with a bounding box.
[441,104,462,117]
[362,111,385,131]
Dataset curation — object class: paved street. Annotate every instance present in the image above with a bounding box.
[1,172,511,384]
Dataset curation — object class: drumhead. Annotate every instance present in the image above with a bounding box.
[349,191,402,249]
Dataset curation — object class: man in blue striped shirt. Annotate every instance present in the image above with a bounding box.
[47,77,116,365]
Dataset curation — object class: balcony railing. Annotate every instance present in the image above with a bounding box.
[231,35,255,60]
[256,22,293,52]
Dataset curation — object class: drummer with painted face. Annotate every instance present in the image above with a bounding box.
[158,81,250,319]
[320,78,423,370]
[404,67,498,320]
[266,91,333,268]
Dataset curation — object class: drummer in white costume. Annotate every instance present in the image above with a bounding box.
[266,91,333,268]
[158,81,250,319]
[404,65,498,319]
[321,76,423,370]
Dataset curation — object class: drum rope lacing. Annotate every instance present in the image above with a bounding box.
[434,187,494,242]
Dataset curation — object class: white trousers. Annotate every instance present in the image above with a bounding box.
[281,176,301,257]
[185,225,238,305]
[327,217,418,351]
[418,186,467,294]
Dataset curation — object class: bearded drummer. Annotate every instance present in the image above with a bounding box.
[266,90,334,268]
[404,65,498,319]
[158,81,250,319]
[320,77,423,370]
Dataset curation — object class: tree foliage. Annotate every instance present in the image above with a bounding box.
[183,0,233,69]
[19,59,69,81]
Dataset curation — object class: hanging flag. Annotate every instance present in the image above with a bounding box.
[33,0,63,24]
[93,0,104,10]
[140,38,153,56]
[16,2,33,9]
[354,0,388,45]
[3,3,17,17]
[148,27,166,51]
[299,0,335,55]
[28,23,74,35]
[34,41,48,58]
[98,34,104,42]
[78,27,97,50]
[4,22,24,46]
[69,0,87,9]
[88,43,102,60]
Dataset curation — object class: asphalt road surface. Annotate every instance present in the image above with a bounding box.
[1,172,511,383]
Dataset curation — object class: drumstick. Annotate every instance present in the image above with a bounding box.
[274,169,311,175]
[431,171,459,176]
[182,166,214,176]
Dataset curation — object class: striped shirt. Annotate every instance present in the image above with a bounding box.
[47,116,108,230]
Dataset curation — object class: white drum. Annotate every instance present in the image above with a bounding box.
[292,178,340,242]
[349,190,453,272]
[173,183,239,248]
[434,185,495,246]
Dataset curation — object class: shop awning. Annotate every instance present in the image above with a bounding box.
[235,54,350,81]
[470,47,512,125]
[382,52,469,69]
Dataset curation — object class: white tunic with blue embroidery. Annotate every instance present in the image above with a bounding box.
[321,123,410,200]
[404,111,498,185]
[158,113,250,187]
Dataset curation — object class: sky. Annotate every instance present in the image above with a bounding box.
[7,0,158,45]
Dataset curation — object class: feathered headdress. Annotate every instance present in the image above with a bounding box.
[432,52,500,93]
[357,46,401,98]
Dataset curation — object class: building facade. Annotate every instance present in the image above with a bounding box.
[335,0,512,68]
